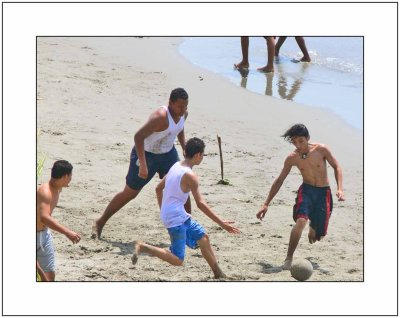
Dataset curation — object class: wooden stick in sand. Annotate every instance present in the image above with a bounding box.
[217,135,229,185]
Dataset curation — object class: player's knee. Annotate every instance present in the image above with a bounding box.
[295,218,308,229]
[200,234,210,244]
[173,259,184,266]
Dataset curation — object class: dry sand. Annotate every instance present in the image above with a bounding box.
[37,37,363,281]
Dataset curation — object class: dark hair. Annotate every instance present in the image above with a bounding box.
[185,137,205,159]
[170,88,188,102]
[51,160,73,179]
[282,124,310,142]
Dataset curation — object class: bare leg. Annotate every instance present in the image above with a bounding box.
[46,271,55,281]
[275,36,287,56]
[197,234,226,279]
[294,37,311,62]
[234,36,250,69]
[91,185,140,239]
[257,37,275,73]
[131,240,183,266]
[308,225,317,243]
[283,218,308,270]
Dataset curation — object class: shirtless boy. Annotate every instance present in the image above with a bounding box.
[92,88,190,239]
[131,138,240,279]
[256,124,344,269]
[36,160,81,281]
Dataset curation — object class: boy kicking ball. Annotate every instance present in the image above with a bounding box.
[132,137,240,279]
[256,124,345,270]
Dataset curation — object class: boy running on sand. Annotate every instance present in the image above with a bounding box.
[92,88,190,239]
[131,137,240,279]
[256,124,344,269]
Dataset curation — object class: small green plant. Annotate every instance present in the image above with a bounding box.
[37,154,46,180]
[36,128,46,181]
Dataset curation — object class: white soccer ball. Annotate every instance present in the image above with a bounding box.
[290,259,313,281]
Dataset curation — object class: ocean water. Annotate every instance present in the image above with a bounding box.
[179,37,363,130]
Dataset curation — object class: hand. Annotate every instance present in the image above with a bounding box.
[336,190,345,201]
[66,230,81,244]
[256,205,268,221]
[138,165,148,180]
[221,221,240,234]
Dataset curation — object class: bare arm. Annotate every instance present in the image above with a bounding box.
[323,146,345,201]
[177,111,188,156]
[37,190,81,244]
[186,173,239,234]
[155,176,166,208]
[134,109,167,179]
[256,156,293,220]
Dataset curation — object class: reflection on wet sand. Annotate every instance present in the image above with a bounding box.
[277,62,309,100]
[236,61,310,101]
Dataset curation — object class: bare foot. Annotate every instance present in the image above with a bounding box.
[91,220,102,240]
[300,56,311,62]
[234,61,249,69]
[213,264,227,279]
[257,65,274,73]
[214,271,227,279]
[131,241,141,265]
[292,57,311,63]
[282,259,292,270]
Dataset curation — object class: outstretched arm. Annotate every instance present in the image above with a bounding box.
[186,173,240,234]
[323,146,345,201]
[37,190,81,244]
[256,156,293,220]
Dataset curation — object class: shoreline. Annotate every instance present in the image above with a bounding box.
[37,37,363,281]
[178,37,363,130]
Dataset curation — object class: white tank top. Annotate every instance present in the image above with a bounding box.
[160,162,192,228]
[144,106,185,154]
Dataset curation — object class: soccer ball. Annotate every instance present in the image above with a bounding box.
[290,259,313,281]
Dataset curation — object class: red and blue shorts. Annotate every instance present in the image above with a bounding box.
[293,183,333,240]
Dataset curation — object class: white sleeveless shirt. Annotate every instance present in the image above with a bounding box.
[160,162,192,228]
[144,106,185,154]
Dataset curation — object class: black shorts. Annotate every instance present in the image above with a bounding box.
[126,146,180,190]
[293,183,333,240]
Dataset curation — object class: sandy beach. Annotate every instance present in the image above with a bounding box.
[37,37,363,282]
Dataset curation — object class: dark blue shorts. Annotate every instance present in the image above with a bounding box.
[293,183,333,240]
[126,146,180,190]
[167,218,206,260]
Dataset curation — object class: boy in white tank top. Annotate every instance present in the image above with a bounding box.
[131,138,240,279]
[92,88,190,239]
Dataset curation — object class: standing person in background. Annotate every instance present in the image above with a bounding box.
[234,36,276,73]
[37,160,81,281]
[92,88,190,239]
[275,37,311,62]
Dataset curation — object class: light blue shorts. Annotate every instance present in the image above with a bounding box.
[167,218,206,260]
[36,228,55,272]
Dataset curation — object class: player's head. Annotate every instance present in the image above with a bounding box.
[185,137,205,164]
[282,124,310,150]
[51,160,73,186]
[169,88,188,117]
[282,124,310,142]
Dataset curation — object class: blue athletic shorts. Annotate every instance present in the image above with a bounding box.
[293,183,333,240]
[167,218,206,260]
[126,146,180,190]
